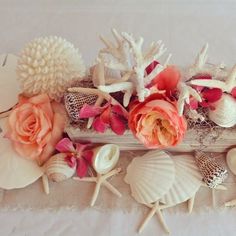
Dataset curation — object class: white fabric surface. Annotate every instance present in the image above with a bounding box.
[1,0,236,235]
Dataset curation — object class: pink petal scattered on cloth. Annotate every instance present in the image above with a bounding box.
[79,104,103,118]
[76,158,88,178]
[56,138,75,153]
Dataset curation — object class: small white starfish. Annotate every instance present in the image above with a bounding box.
[73,167,122,206]
[138,183,227,234]
[190,64,236,93]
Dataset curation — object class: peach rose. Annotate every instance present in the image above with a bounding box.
[6,94,67,165]
[128,94,187,148]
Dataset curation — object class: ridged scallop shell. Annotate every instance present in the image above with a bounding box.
[124,151,175,205]
[92,144,120,174]
[226,148,236,175]
[0,118,43,189]
[45,153,76,182]
[208,94,236,127]
[161,155,202,206]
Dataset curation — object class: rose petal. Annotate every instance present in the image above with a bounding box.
[150,66,181,96]
[56,138,75,153]
[38,102,67,165]
[76,158,88,178]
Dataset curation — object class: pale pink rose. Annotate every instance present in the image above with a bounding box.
[128,94,187,149]
[5,94,67,165]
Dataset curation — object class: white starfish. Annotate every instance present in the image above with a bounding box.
[190,64,236,93]
[138,183,226,234]
[73,167,122,206]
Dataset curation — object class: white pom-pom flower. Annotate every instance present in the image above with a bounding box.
[17,36,86,101]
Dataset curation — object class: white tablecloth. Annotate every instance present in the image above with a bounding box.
[1,0,236,235]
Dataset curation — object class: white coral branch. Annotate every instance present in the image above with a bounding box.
[177,82,202,116]
[194,43,208,69]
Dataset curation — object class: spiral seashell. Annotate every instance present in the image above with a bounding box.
[17,36,86,101]
[45,153,76,182]
[208,94,236,128]
[195,151,228,188]
[92,144,120,174]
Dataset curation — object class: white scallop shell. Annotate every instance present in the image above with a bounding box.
[92,144,120,174]
[226,148,236,175]
[161,154,202,206]
[124,151,175,205]
[45,153,76,182]
[208,94,236,127]
[0,118,43,189]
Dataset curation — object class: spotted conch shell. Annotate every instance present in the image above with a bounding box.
[208,94,236,127]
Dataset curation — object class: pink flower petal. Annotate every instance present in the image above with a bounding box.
[112,105,128,119]
[100,107,111,124]
[79,104,103,118]
[92,117,108,133]
[55,138,75,153]
[202,88,222,103]
[76,158,88,178]
[189,98,199,110]
[110,113,126,135]
[231,87,236,98]
[65,156,77,168]
[83,150,93,165]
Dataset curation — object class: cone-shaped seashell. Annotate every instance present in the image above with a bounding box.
[124,151,175,205]
[45,153,76,182]
[92,144,120,174]
[226,148,236,175]
[208,94,236,128]
[64,92,98,123]
[17,36,86,101]
[161,154,202,206]
[195,151,228,188]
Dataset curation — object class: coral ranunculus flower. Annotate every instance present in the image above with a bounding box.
[5,94,67,165]
[128,94,187,148]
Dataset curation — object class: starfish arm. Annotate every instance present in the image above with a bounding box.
[187,195,195,214]
[190,79,227,91]
[225,198,236,207]
[103,180,122,197]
